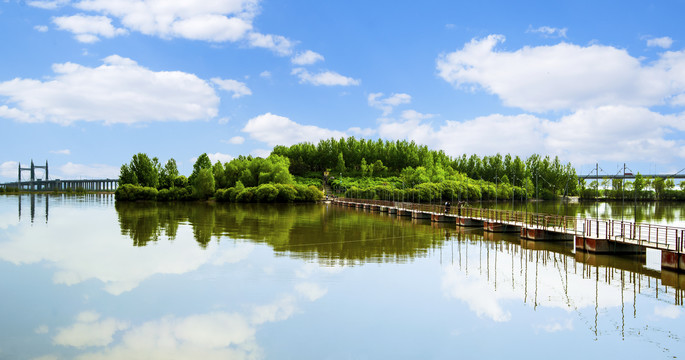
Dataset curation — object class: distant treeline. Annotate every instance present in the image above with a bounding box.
[273,137,578,200]
[579,174,685,201]
[115,152,323,202]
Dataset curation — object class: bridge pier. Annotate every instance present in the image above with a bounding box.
[483,220,520,233]
[575,236,646,255]
[457,216,483,227]
[431,213,457,222]
[521,227,573,241]
[661,251,685,272]
[411,211,431,219]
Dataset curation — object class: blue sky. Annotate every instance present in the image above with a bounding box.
[1,0,685,181]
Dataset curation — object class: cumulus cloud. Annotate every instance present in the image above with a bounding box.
[368,92,411,115]
[543,106,685,164]
[0,161,18,179]
[211,78,252,98]
[39,0,297,55]
[0,210,257,294]
[247,32,294,56]
[646,36,673,49]
[436,34,685,112]
[291,50,324,65]
[0,55,219,125]
[291,68,360,86]
[223,136,245,144]
[376,106,685,166]
[28,0,68,10]
[207,152,234,164]
[57,162,119,179]
[72,0,257,42]
[295,282,327,301]
[259,70,271,78]
[250,149,272,158]
[527,25,567,38]
[53,14,127,43]
[347,127,375,137]
[72,312,259,359]
[53,311,129,348]
[34,25,49,32]
[243,113,346,146]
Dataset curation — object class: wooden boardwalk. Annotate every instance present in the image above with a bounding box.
[331,198,685,271]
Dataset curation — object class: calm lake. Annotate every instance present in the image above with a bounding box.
[0,194,684,359]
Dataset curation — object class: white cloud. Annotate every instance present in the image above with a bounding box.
[0,161,18,179]
[295,282,327,301]
[243,112,346,146]
[646,36,673,49]
[211,78,251,98]
[527,25,567,38]
[376,106,685,166]
[53,14,127,43]
[169,14,252,42]
[259,70,271,78]
[53,311,129,348]
[28,0,68,10]
[436,34,685,112]
[347,127,375,137]
[0,55,219,125]
[247,32,294,56]
[368,92,411,115]
[224,136,245,144]
[73,0,258,43]
[207,152,234,164]
[0,209,256,294]
[49,149,71,155]
[57,162,119,179]
[442,268,513,322]
[291,68,360,86]
[250,149,272,158]
[544,106,685,164]
[34,25,49,32]
[73,312,259,359]
[291,50,324,65]
[251,295,297,325]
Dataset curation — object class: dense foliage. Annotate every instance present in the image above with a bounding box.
[274,137,578,201]
[579,173,684,201]
[117,152,323,202]
[115,138,684,204]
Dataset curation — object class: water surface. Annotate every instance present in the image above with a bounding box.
[0,194,684,359]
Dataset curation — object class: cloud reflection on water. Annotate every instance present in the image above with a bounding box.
[0,207,254,294]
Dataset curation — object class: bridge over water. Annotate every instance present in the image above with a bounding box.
[332,198,685,273]
[0,160,118,191]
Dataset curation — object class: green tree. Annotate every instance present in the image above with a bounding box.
[653,177,665,199]
[159,158,179,189]
[335,152,346,174]
[189,153,212,186]
[130,153,158,188]
[634,173,645,193]
[119,164,138,185]
[193,168,215,199]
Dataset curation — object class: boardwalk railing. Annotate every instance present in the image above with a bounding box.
[334,198,685,253]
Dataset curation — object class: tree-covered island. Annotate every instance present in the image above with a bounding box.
[114,137,683,203]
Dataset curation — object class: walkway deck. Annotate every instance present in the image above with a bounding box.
[331,198,685,271]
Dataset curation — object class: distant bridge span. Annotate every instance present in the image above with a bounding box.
[1,160,118,191]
